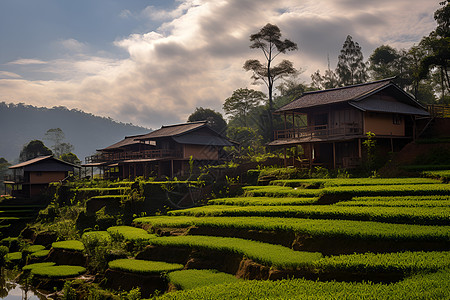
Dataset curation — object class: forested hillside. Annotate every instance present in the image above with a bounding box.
[0,102,150,163]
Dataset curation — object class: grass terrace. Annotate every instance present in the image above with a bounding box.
[52,240,85,252]
[148,235,322,269]
[106,226,157,241]
[108,259,184,275]
[336,195,450,207]
[30,265,86,278]
[154,269,450,300]
[22,262,56,271]
[134,215,450,242]
[313,251,450,274]
[270,178,441,188]
[167,205,450,225]
[207,197,319,206]
[167,269,240,290]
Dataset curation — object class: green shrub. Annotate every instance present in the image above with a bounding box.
[30,265,86,278]
[168,269,239,290]
[5,251,22,262]
[108,259,183,275]
[52,240,85,252]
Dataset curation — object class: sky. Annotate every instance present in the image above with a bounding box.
[0,0,440,129]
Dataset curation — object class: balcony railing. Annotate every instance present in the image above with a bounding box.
[3,175,24,183]
[85,149,182,164]
[274,124,362,140]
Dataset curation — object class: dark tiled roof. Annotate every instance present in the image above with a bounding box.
[136,121,208,140]
[349,98,430,116]
[99,134,148,151]
[276,78,395,112]
[173,134,237,146]
[9,155,80,169]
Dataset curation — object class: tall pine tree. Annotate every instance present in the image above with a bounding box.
[336,35,368,86]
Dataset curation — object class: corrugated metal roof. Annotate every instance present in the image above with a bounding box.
[136,121,208,140]
[173,134,236,146]
[276,78,395,112]
[349,98,430,116]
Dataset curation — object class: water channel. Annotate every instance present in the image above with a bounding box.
[0,269,45,300]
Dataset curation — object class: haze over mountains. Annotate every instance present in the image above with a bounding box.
[0,102,151,163]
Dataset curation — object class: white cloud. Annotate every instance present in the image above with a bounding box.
[0,71,22,79]
[0,0,440,129]
[7,58,47,65]
[59,38,88,53]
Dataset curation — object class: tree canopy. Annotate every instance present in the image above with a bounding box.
[243,23,298,139]
[19,140,53,162]
[223,88,267,127]
[336,35,368,86]
[187,107,227,134]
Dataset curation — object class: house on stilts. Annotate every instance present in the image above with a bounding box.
[269,78,431,169]
[83,121,237,179]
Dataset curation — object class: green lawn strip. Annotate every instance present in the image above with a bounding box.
[5,252,22,261]
[424,170,450,181]
[167,269,239,290]
[22,262,55,271]
[23,245,46,254]
[30,265,86,278]
[244,184,450,198]
[167,205,450,225]
[207,197,318,206]
[108,259,183,275]
[243,186,322,198]
[271,178,440,188]
[153,269,450,300]
[82,231,112,243]
[134,215,450,242]
[106,226,157,241]
[337,199,450,207]
[52,240,85,252]
[29,249,50,258]
[148,236,322,269]
[314,251,450,274]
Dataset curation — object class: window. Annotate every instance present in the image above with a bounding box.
[393,114,401,125]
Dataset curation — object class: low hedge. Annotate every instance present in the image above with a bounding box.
[207,197,318,206]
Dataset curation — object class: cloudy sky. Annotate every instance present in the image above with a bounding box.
[0,0,440,129]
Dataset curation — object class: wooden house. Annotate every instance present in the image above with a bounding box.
[269,78,430,168]
[84,121,237,179]
[4,155,80,198]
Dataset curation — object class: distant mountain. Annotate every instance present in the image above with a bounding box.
[0,102,151,163]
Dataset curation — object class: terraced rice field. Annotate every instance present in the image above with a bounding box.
[132,177,450,298]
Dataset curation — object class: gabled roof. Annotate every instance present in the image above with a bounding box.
[9,155,80,169]
[276,78,428,115]
[98,134,149,152]
[136,121,209,140]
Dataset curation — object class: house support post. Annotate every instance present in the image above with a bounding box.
[390,136,394,153]
[309,144,313,169]
[283,147,287,168]
[171,160,174,178]
[332,142,336,169]
[358,139,362,158]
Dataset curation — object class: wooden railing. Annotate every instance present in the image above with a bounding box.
[85,149,182,164]
[274,124,362,140]
[427,104,450,118]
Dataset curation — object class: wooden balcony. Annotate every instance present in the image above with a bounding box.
[85,149,182,164]
[274,124,362,141]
